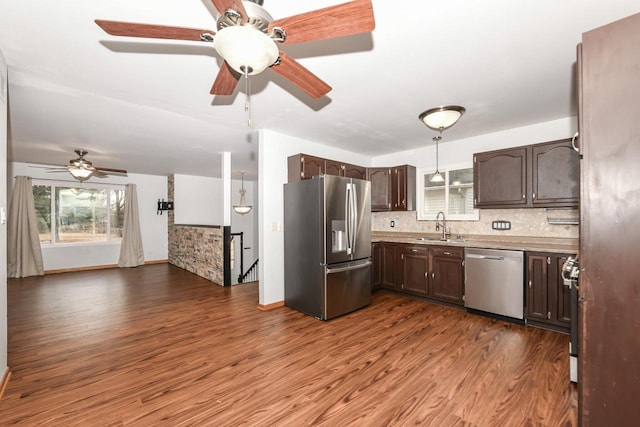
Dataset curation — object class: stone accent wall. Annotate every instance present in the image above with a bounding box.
[167,175,225,285]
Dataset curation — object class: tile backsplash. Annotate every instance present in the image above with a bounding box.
[372,208,578,239]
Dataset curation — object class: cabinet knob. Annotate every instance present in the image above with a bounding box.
[522,194,526,199]
[532,192,536,199]
[432,273,435,279]
[528,280,532,288]
[547,311,551,319]
[443,251,451,255]
[424,272,428,278]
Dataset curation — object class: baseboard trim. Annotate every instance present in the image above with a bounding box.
[257,301,285,311]
[0,368,11,401]
[45,260,168,275]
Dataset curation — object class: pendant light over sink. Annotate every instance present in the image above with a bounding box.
[419,105,466,183]
[233,171,253,215]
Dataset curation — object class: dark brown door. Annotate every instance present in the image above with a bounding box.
[392,166,406,210]
[526,254,549,321]
[429,247,464,305]
[474,147,528,207]
[552,255,572,326]
[324,159,342,177]
[368,168,392,211]
[398,246,428,295]
[531,139,579,207]
[380,243,397,289]
[371,243,382,288]
[343,163,366,180]
[580,14,640,424]
[287,154,325,182]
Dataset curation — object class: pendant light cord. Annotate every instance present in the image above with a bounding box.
[244,69,252,127]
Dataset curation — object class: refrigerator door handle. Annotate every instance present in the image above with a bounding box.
[326,260,372,274]
[345,184,353,255]
[350,183,358,255]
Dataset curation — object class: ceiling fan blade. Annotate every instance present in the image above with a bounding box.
[270,52,331,99]
[95,20,215,41]
[210,0,247,20]
[210,61,241,95]
[95,167,128,175]
[268,0,375,45]
[92,170,109,178]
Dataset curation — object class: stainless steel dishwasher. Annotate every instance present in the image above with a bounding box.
[464,248,524,320]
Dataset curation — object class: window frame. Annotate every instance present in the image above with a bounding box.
[416,162,480,221]
[32,179,126,247]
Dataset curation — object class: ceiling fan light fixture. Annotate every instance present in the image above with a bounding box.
[419,105,466,132]
[69,167,93,181]
[214,25,279,75]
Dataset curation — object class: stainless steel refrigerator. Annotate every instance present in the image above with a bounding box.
[284,175,372,320]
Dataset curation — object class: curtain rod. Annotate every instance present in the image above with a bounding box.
[18,176,127,187]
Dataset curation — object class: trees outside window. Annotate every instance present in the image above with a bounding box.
[32,183,125,244]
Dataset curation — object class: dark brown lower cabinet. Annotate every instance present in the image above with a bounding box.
[372,242,397,290]
[398,245,429,296]
[372,242,464,306]
[429,246,465,305]
[525,252,573,332]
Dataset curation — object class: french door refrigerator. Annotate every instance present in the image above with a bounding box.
[284,175,372,320]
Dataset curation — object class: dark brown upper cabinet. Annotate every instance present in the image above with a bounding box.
[367,165,416,212]
[288,153,325,182]
[474,138,578,208]
[325,159,366,180]
[288,154,366,182]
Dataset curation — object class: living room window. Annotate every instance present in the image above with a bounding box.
[32,182,125,244]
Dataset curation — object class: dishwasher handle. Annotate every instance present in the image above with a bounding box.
[465,254,505,261]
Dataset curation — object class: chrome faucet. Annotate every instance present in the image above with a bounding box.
[435,211,448,241]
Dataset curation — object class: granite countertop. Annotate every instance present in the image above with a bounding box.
[372,231,578,254]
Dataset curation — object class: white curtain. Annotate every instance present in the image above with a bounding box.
[7,176,44,278]
[118,183,145,268]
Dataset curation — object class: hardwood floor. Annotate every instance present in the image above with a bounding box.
[1,264,577,426]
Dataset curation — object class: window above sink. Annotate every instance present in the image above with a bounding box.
[416,164,480,221]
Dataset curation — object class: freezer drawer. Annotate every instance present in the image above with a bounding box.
[324,260,372,320]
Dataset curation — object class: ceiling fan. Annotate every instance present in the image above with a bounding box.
[45,150,128,182]
[95,0,375,99]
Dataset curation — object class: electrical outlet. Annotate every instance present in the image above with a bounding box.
[492,220,511,230]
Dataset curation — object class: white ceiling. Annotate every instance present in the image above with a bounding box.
[1,0,638,180]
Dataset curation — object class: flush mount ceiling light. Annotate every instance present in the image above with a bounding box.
[233,171,252,215]
[419,105,466,183]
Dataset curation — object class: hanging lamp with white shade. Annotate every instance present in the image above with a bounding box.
[233,171,252,215]
[418,105,466,182]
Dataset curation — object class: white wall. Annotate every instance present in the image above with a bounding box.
[9,162,168,270]
[258,129,370,306]
[173,174,224,226]
[0,47,8,381]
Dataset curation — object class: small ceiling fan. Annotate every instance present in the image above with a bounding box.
[95,0,375,99]
[45,150,128,182]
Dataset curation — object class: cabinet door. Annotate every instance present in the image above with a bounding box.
[551,254,572,327]
[429,247,465,305]
[343,163,366,180]
[398,246,429,296]
[287,154,325,182]
[474,147,528,207]
[531,139,579,207]
[392,166,406,210]
[372,242,397,290]
[324,159,343,177]
[526,254,549,321]
[368,168,392,211]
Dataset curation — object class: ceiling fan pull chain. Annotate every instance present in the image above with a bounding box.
[243,67,252,127]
